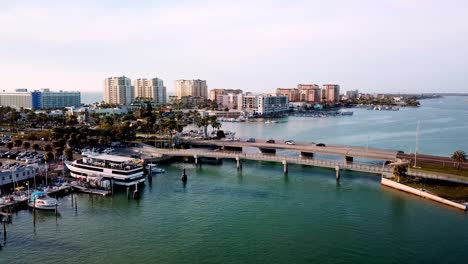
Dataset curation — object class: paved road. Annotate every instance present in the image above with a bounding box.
[188,138,400,161]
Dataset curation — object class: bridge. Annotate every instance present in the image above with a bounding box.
[186,138,400,162]
[138,145,393,181]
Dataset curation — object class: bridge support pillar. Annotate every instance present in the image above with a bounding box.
[236,156,242,170]
[300,152,314,158]
[344,156,353,163]
[283,160,288,175]
[335,166,340,182]
[194,155,199,166]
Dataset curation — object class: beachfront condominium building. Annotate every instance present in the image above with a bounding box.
[276,84,321,103]
[40,88,81,109]
[237,93,289,116]
[134,78,167,104]
[0,88,80,110]
[346,89,359,99]
[175,79,208,99]
[209,88,243,102]
[322,84,340,103]
[0,89,35,109]
[104,76,133,105]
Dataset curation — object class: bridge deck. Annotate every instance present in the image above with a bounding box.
[189,139,399,161]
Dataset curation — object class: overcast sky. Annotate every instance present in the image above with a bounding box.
[1,0,467,94]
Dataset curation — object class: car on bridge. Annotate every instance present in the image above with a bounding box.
[316,143,326,147]
[246,138,256,143]
[266,139,275,144]
[285,140,295,145]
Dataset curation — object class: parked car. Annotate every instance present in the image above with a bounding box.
[246,138,256,143]
[316,143,326,147]
[285,140,295,145]
[266,139,275,144]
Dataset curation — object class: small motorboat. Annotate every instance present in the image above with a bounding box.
[28,191,58,210]
[146,164,166,174]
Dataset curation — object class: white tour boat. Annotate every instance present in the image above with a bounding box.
[65,154,146,187]
[29,191,58,210]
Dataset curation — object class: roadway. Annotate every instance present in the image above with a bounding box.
[187,138,400,161]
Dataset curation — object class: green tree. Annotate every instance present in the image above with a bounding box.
[44,144,53,152]
[23,141,31,152]
[32,143,40,152]
[6,142,13,151]
[393,165,407,183]
[451,150,467,170]
[64,147,73,161]
[14,139,23,151]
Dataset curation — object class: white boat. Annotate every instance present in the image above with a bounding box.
[339,110,354,116]
[146,164,165,174]
[28,191,58,210]
[65,154,146,187]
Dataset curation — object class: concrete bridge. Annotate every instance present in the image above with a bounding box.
[138,145,393,181]
[186,139,400,162]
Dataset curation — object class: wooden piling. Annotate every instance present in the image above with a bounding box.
[126,187,130,199]
[335,166,340,182]
[3,221,5,241]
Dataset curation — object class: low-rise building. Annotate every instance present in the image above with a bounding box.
[237,93,288,116]
[0,88,80,110]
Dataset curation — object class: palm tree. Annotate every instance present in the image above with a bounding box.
[393,165,407,183]
[32,143,40,152]
[451,150,467,170]
[6,142,13,152]
[14,139,23,151]
[23,141,31,152]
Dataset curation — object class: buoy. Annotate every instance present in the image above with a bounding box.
[181,168,188,183]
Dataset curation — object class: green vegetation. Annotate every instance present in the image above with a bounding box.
[451,150,467,170]
[411,162,468,178]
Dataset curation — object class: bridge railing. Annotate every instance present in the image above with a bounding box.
[140,148,391,173]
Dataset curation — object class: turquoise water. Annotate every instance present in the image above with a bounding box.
[1,96,468,263]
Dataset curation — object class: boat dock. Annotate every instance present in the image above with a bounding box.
[71,184,111,196]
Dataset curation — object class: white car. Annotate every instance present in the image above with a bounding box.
[285,140,296,145]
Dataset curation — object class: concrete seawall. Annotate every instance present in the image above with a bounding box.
[381,177,467,211]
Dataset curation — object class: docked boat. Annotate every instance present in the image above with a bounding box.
[28,191,58,210]
[146,164,166,174]
[339,110,354,116]
[65,154,146,187]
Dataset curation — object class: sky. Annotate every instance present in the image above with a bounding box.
[1,0,467,94]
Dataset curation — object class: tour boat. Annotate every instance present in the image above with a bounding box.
[28,191,58,210]
[65,154,146,187]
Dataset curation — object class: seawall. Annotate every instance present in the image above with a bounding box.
[381,177,467,211]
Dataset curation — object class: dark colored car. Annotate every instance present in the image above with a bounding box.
[266,139,275,144]
[316,143,326,147]
[247,138,256,143]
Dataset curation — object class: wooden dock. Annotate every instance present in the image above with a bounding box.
[71,185,111,196]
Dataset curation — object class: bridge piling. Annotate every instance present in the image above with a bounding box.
[335,166,340,182]
[283,160,288,174]
[236,156,242,170]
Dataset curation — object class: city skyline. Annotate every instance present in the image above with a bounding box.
[1,0,467,94]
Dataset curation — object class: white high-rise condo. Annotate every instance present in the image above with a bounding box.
[175,79,208,99]
[104,76,133,105]
[134,78,167,104]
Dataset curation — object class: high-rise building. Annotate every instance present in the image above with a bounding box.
[104,76,133,105]
[40,88,81,109]
[134,78,166,104]
[277,84,321,103]
[346,90,359,99]
[0,88,80,110]
[209,88,243,101]
[322,84,340,103]
[175,79,208,99]
[237,93,289,116]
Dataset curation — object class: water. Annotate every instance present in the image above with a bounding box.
[81,92,103,104]
[2,96,468,263]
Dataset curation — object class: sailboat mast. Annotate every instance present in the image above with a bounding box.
[414,120,420,167]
